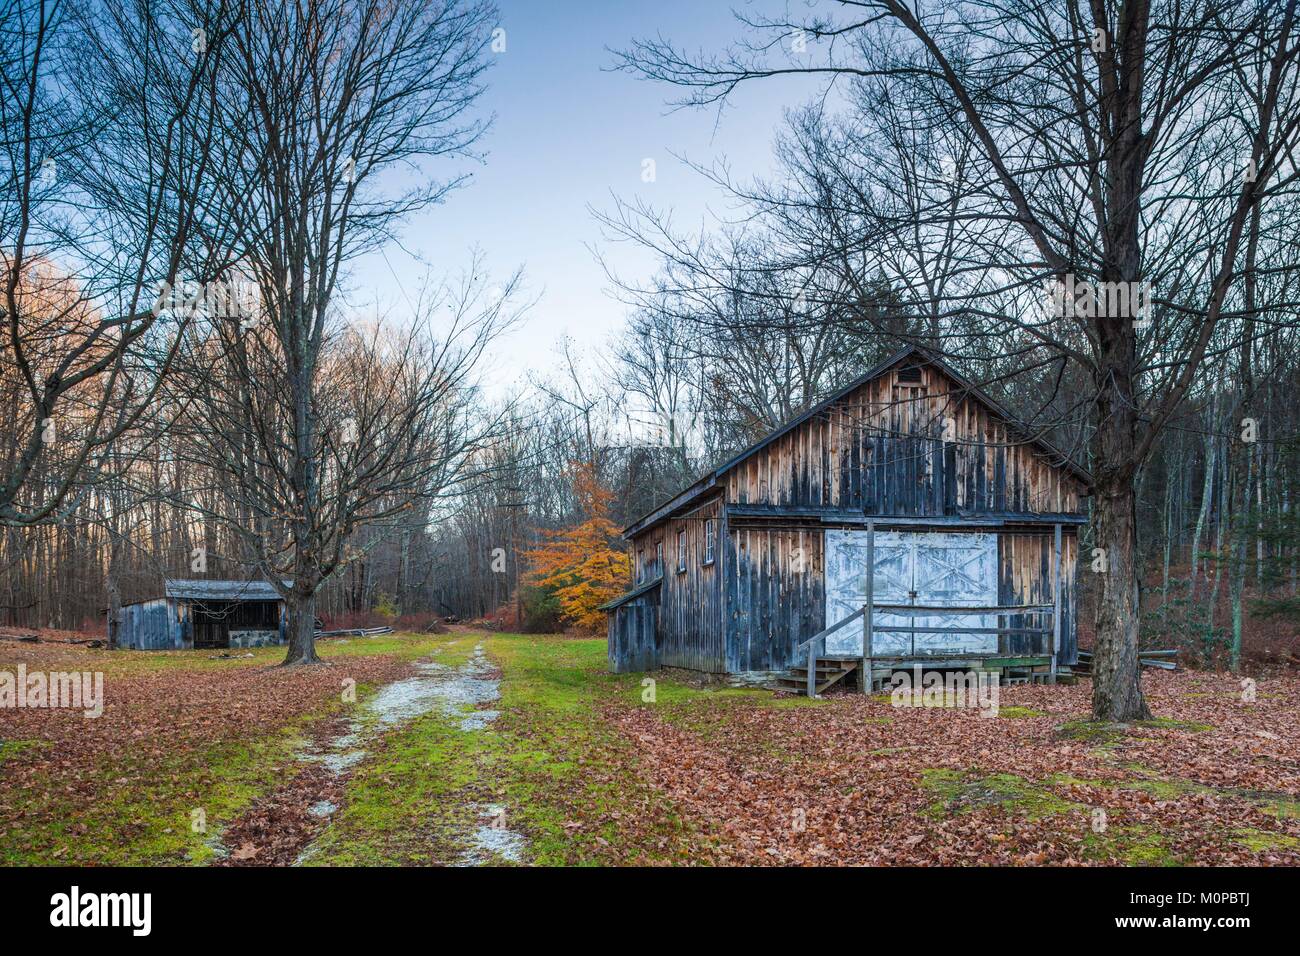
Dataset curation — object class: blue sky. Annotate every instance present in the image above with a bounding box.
[345,0,824,390]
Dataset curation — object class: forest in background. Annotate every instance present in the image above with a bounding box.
[5,299,1298,673]
[3,0,1300,690]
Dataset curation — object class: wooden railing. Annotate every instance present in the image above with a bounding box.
[796,602,1059,698]
[871,603,1056,657]
[794,519,1064,698]
[794,606,865,699]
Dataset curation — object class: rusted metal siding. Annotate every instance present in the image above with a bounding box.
[724,364,1085,516]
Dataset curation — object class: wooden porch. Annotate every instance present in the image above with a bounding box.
[777,519,1065,697]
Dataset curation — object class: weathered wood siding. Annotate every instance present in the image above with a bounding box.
[632,534,668,584]
[725,525,824,672]
[724,526,1078,670]
[118,597,289,650]
[999,531,1079,664]
[608,604,658,673]
[653,497,724,671]
[725,363,1085,516]
[623,356,1086,674]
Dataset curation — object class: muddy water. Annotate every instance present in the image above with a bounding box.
[293,642,527,865]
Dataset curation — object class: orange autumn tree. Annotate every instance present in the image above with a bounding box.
[525,461,630,632]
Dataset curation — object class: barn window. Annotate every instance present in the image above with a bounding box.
[677,530,687,573]
[703,519,716,564]
[637,548,645,582]
[896,365,923,385]
[656,542,663,575]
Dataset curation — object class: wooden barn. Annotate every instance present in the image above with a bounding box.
[117,579,288,650]
[604,345,1090,694]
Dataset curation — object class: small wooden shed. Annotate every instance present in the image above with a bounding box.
[117,579,288,650]
[606,345,1091,692]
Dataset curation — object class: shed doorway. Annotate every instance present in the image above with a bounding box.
[192,606,229,649]
[190,599,281,649]
[824,530,998,656]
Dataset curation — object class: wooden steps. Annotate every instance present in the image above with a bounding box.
[775,658,859,696]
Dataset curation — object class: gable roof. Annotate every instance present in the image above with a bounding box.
[622,344,1091,539]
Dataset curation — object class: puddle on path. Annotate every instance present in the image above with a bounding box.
[457,803,526,866]
[290,642,527,865]
[296,643,498,774]
[308,800,337,819]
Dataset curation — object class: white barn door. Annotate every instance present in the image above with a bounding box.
[824,530,998,656]
[824,530,910,655]
[910,533,998,654]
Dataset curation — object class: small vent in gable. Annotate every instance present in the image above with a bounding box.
[896,365,923,385]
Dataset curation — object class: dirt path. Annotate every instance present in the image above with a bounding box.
[217,640,526,866]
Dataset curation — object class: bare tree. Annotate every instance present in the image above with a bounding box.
[0,0,232,526]
[172,0,504,664]
[173,265,519,663]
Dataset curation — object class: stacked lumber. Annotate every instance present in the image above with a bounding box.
[1075,648,1178,674]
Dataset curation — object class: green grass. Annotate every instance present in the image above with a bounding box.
[490,636,701,864]
[920,768,1083,820]
[307,634,706,865]
[616,671,833,744]
[10,629,1286,867]
[0,633,427,866]
[3,632,708,866]
[996,706,1046,719]
[915,763,1300,865]
[2,717,319,865]
[301,704,483,865]
[3,631,455,679]
[1083,825,1180,866]
[1232,829,1300,853]
[1138,717,1213,733]
[919,767,1191,864]
[0,738,47,764]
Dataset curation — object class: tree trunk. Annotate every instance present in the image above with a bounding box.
[1190,414,1216,595]
[281,591,322,665]
[1161,462,1173,605]
[1229,435,1254,673]
[1091,475,1153,721]
[106,533,123,650]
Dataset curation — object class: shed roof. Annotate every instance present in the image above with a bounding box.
[163,579,288,601]
[622,344,1092,539]
[598,576,662,611]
